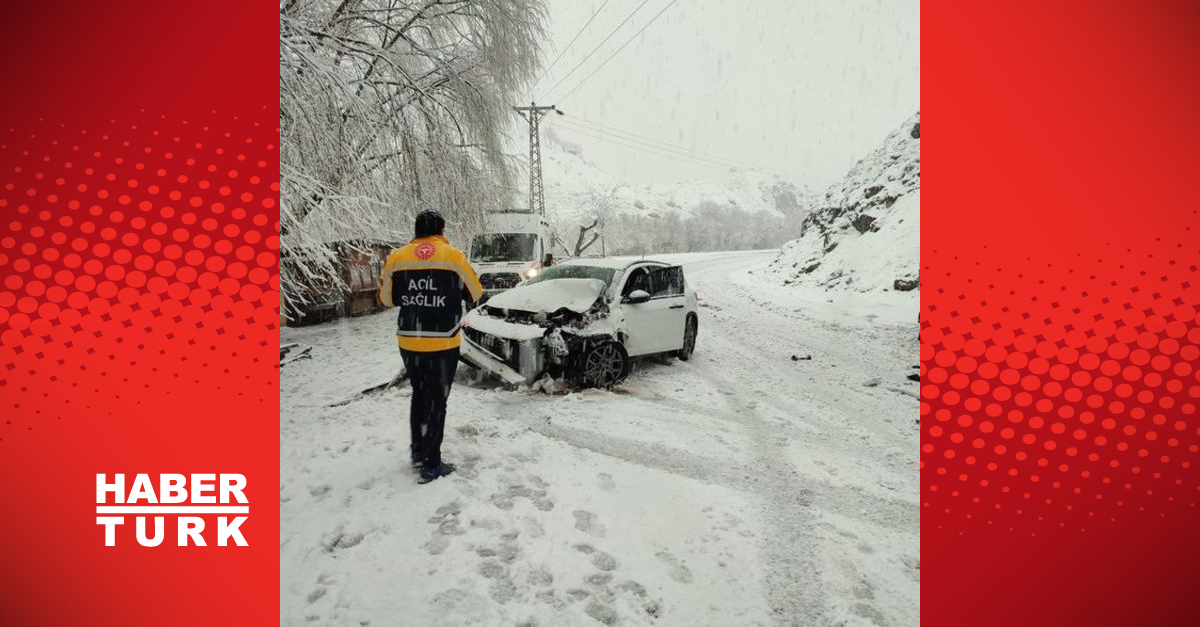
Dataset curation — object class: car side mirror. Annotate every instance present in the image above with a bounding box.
[543,253,554,266]
[623,289,651,304]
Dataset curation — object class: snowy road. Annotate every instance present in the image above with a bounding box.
[280,250,919,627]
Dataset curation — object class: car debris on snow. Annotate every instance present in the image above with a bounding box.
[281,343,313,366]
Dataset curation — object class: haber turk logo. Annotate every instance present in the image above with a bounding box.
[95,474,250,547]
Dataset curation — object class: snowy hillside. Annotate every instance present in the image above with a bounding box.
[767,112,921,292]
[537,129,812,254]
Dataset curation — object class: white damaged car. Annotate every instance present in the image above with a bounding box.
[460,258,699,388]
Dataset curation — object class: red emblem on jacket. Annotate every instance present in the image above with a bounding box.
[415,243,436,259]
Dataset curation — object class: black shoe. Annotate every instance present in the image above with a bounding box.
[417,463,456,485]
[410,452,423,468]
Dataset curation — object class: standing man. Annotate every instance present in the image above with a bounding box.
[380,210,483,484]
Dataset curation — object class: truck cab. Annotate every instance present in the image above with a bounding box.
[469,211,556,300]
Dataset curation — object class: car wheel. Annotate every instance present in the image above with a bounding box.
[676,316,697,361]
[577,340,631,388]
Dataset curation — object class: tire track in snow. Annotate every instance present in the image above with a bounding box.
[679,251,916,626]
[683,353,828,627]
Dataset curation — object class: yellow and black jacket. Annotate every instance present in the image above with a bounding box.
[379,235,483,352]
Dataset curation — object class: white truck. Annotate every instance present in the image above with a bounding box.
[469,210,558,300]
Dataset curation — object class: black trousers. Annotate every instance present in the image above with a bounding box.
[400,347,459,469]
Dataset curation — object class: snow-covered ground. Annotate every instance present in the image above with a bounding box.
[280,250,919,627]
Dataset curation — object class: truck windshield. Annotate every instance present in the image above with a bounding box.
[526,265,618,288]
[471,233,538,263]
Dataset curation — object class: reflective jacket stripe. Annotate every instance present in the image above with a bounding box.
[398,335,461,352]
[380,260,483,303]
[400,325,461,338]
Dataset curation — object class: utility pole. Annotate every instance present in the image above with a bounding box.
[513,102,562,215]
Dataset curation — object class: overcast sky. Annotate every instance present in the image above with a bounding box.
[522,0,920,188]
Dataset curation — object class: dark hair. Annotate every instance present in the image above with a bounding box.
[414,210,445,238]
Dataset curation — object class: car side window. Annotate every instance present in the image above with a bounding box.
[649,266,684,298]
[622,268,650,296]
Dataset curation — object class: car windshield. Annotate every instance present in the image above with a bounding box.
[526,264,618,288]
[470,233,538,263]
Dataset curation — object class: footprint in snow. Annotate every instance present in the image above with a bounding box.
[424,535,450,556]
[656,551,693,583]
[585,572,613,586]
[591,551,619,571]
[585,598,618,625]
[573,510,606,537]
[477,560,508,580]
[528,567,554,587]
[522,516,545,539]
[489,577,518,604]
[320,526,365,553]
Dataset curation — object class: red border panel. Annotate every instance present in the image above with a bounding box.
[0,2,279,625]
[924,1,1200,625]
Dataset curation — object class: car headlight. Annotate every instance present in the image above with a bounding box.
[524,267,539,279]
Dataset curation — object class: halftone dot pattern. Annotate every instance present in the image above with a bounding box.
[0,110,279,443]
[921,222,1200,534]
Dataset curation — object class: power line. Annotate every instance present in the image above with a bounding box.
[550,118,749,171]
[556,115,789,175]
[555,118,730,166]
[531,0,613,95]
[539,0,656,101]
[555,0,680,103]
[565,115,738,164]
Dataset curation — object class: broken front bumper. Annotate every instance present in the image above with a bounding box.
[460,327,546,386]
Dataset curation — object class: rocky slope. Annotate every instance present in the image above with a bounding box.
[767,111,920,292]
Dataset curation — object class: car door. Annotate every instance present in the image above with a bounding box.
[646,265,688,352]
[621,264,688,355]
[618,266,663,356]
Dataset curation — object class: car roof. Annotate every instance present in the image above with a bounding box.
[559,256,669,270]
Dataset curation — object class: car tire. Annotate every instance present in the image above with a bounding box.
[576,339,631,388]
[676,315,698,361]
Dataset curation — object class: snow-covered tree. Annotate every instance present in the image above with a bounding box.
[279,0,545,311]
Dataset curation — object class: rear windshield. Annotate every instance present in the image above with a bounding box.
[527,264,618,288]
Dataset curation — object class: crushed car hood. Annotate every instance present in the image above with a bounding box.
[485,278,606,314]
